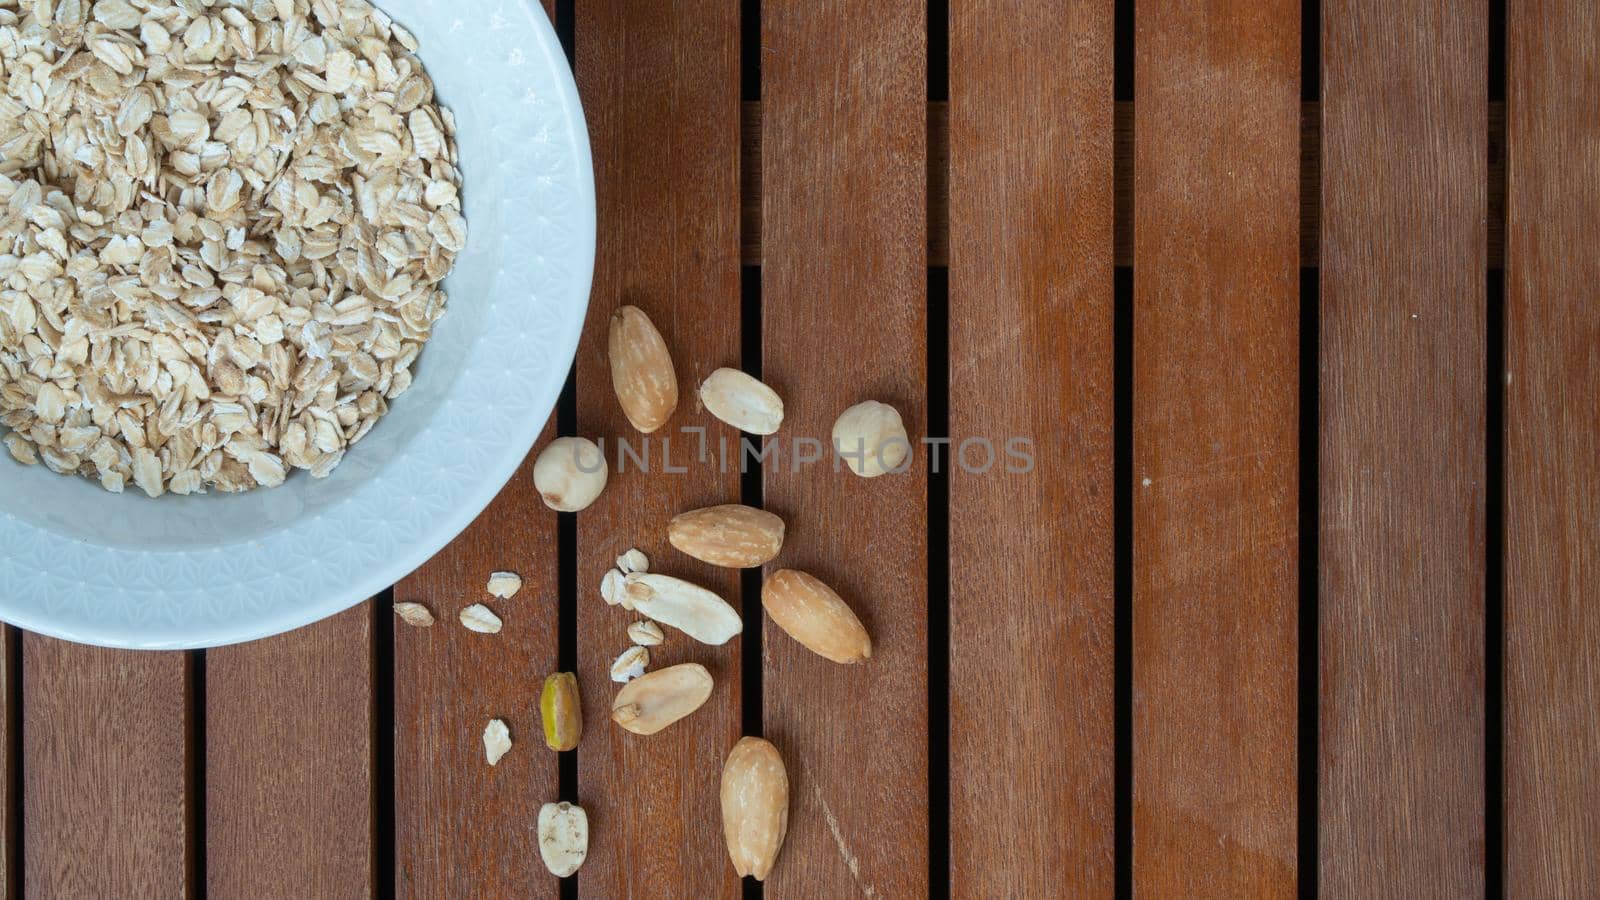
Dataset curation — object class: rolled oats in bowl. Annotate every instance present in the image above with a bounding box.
[0,0,465,497]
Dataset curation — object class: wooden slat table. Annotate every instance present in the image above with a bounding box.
[9,2,1598,896]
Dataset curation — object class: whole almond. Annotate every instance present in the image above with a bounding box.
[623,572,743,645]
[721,737,789,881]
[608,305,678,433]
[698,368,784,435]
[668,504,785,568]
[761,569,872,663]
[611,663,715,735]
[539,672,583,751]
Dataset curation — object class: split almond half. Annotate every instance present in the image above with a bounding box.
[608,305,678,433]
[623,572,743,645]
[698,368,784,435]
[611,663,715,735]
[721,737,789,881]
[761,569,872,663]
[538,802,589,877]
[668,504,785,569]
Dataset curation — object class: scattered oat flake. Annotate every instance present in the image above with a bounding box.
[616,548,649,575]
[483,719,512,765]
[610,645,650,683]
[628,621,665,646]
[393,602,435,627]
[487,571,523,599]
[460,604,503,634]
[600,568,625,607]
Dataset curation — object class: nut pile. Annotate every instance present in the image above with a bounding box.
[0,0,464,496]
[398,303,906,880]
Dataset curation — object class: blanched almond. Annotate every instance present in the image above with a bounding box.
[721,737,789,880]
[611,663,715,735]
[761,569,872,663]
[668,504,785,569]
[831,400,911,477]
[533,436,609,512]
[698,368,784,435]
[624,572,743,645]
[608,305,678,433]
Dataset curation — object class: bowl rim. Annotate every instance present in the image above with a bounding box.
[0,2,595,649]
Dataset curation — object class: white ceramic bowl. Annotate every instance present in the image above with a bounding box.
[0,2,594,648]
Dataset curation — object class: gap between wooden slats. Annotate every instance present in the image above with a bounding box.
[739,101,1506,269]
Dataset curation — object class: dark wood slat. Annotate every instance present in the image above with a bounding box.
[762,2,927,895]
[1320,1,1487,893]
[392,440,560,898]
[23,639,191,896]
[948,1,1114,893]
[1505,0,1600,891]
[205,605,373,896]
[0,630,14,899]
[574,1,742,895]
[1133,0,1300,894]
[741,101,1506,269]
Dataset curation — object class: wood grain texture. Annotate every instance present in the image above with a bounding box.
[740,102,1507,269]
[762,1,927,895]
[392,442,560,898]
[1505,0,1600,892]
[1320,1,1487,893]
[574,1,742,895]
[204,604,373,896]
[23,638,191,896]
[948,1,1114,893]
[1133,0,1300,894]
